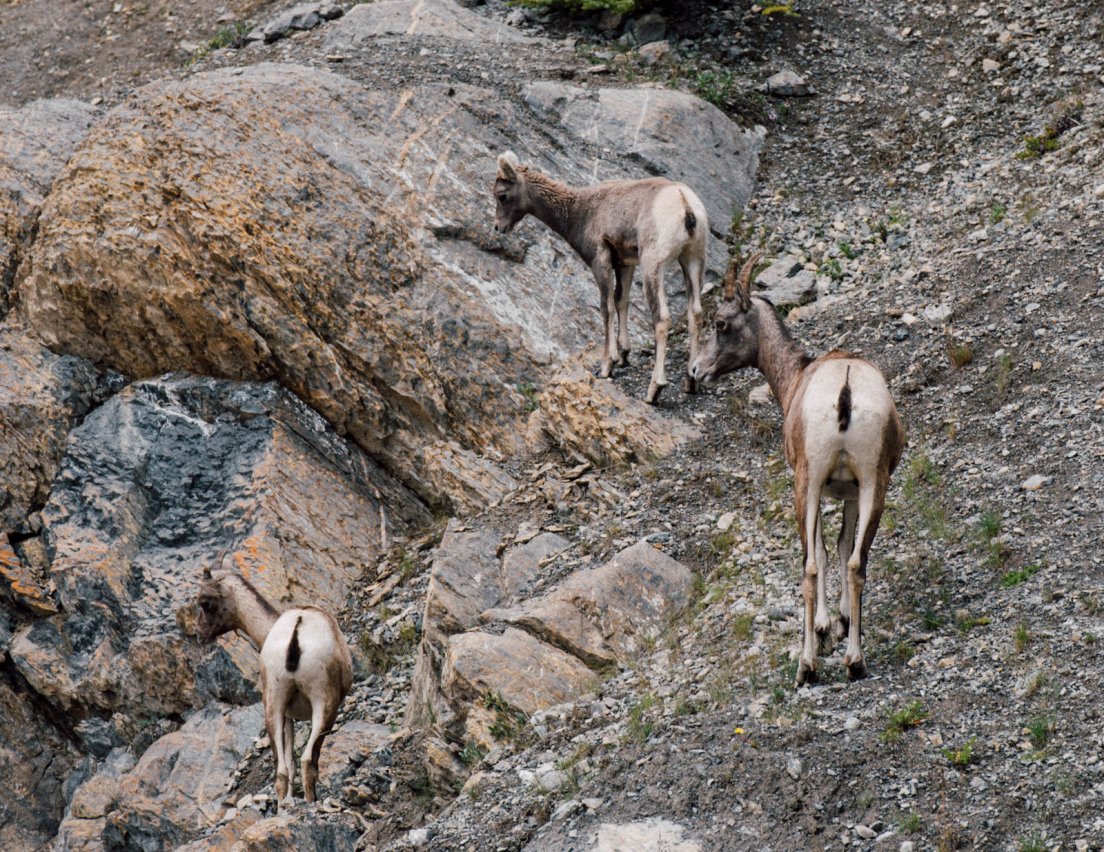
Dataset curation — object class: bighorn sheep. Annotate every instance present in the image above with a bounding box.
[691,253,904,686]
[493,152,708,404]
[195,559,353,802]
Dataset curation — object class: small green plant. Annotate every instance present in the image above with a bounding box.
[1013,621,1032,652]
[946,335,974,369]
[626,693,658,742]
[882,700,930,743]
[1018,833,1046,852]
[732,613,755,641]
[899,810,921,833]
[993,351,1014,398]
[837,242,857,259]
[1001,563,1043,588]
[1025,716,1052,750]
[819,258,843,281]
[942,736,977,766]
[191,21,251,61]
[459,740,486,766]
[761,3,800,16]
[484,692,529,742]
[977,511,1001,542]
[990,203,1007,224]
[956,613,991,633]
[894,640,916,663]
[693,69,738,109]
[517,381,539,412]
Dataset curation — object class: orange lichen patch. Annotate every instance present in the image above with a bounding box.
[0,539,58,615]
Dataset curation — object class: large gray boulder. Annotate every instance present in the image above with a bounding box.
[323,0,536,47]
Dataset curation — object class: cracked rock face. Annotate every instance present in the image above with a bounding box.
[9,374,417,726]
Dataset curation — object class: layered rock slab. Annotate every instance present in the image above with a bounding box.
[324,0,535,46]
[408,526,690,784]
[9,374,416,731]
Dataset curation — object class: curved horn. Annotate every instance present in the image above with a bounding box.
[738,251,765,312]
[722,256,741,301]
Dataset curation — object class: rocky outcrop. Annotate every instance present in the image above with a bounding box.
[324,0,535,47]
[528,362,702,466]
[57,703,264,851]
[408,525,691,785]
[0,99,95,313]
[15,63,760,510]
[9,374,414,733]
[0,325,103,537]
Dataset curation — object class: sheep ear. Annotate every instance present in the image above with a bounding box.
[201,563,212,580]
[497,151,520,182]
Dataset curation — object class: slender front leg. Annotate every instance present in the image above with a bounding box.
[591,255,618,379]
[615,265,633,367]
[679,254,705,393]
[642,262,671,404]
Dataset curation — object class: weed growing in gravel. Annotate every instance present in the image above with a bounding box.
[946,337,974,369]
[732,613,755,642]
[693,70,738,109]
[1013,621,1031,652]
[899,810,921,833]
[990,202,1007,224]
[956,612,991,633]
[626,693,658,742]
[894,639,916,663]
[992,351,1014,402]
[837,241,857,259]
[942,736,977,767]
[1018,833,1046,852]
[900,449,953,541]
[818,258,842,281]
[191,22,251,62]
[976,510,1010,570]
[761,3,800,16]
[881,700,929,743]
[1001,562,1043,588]
[1025,716,1052,750]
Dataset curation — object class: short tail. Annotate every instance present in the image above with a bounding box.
[838,366,852,432]
[680,190,696,236]
[286,616,302,673]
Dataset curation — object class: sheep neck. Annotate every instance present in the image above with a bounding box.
[230,576,281,649]
[753,299,812,417]
[520,169,592,261]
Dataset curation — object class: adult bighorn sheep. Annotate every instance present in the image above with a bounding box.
[493,152,708,404]
[195,557,353,802]
[691,252,904,686]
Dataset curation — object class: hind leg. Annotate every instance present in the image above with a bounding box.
[679,253,705,393]
[836,498,858,643]
[615,265,634,367]
[642,261,671,404]
[302,694,343,803]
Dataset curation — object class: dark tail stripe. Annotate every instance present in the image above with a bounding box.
[680,191,696,236]
[286,616,302,673]
[838,366,852,432]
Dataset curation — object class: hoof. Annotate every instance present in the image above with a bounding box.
[645,380,667,405]
[794,661,818,688]
[618,350,631,368]
[844,656,869,681]
[682,374,698,395]
[598,361,614,379]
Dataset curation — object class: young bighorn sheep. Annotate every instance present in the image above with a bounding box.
[493,152,708,404]
[195,559,353,802]
[691,253,904,686]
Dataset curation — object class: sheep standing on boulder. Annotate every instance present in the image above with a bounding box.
[493,152,708,404]
[691,253,904,686]
[195,557,353,803]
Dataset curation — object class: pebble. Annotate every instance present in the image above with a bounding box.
[1021,474,1048,491]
